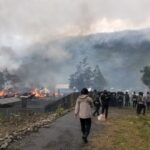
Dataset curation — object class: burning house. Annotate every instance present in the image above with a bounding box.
[0,68,64,115]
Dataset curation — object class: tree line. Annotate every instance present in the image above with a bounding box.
[69,58,107,91]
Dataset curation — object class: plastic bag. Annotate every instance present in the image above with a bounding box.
[98,114,105,121]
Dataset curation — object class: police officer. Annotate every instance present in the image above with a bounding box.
[117,92,124,108]
[100,90,110,120]
[125,92,130,107]
[132,92,138,108]
[137,92,146,115]
[144,92,150,110]
[93,92,101,116]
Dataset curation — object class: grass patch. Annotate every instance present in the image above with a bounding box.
[83,109,150,150]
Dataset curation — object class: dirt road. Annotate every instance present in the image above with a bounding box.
[8,111,100,150]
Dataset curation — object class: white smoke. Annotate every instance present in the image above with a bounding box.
[0,0,150,88]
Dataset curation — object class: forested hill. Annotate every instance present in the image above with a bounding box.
[2,29,150,90]
[62,28,150,89]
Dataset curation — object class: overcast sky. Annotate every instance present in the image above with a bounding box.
[0,0,150,39]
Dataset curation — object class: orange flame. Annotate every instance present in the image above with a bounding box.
[32,88,46,98]
[31,88,62,98]
[0,90,6,97]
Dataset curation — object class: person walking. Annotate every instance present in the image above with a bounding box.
[75,88,93,143]
[93,92,101,116]
[100,90,110,120]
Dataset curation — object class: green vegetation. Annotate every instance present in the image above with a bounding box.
[83,109,150,150]
[141,66,150,88]
[56,105,65,115]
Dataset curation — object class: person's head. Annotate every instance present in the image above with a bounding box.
[94,89,97,93]
[133,91,136,95]
[103,90,107,94]
[147,92,150,95]
[81,88,89,95]
[139,92,143,96]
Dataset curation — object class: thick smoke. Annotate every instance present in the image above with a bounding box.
[0,0,150,37]
[1,28,150,90]
[13,43,72,89]
[61,29,150,90]
[22,28,150,90]
[0,0,150,89]
[0,46,20,70]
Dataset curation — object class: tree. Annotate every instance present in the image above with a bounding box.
[84,66,94,88]
[92,65,107,90]
[69,58,107,90]
[69,58,93,90]
[141,66,150,88]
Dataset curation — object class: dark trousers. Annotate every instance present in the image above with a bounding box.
[118,101,123,108]
[101,104,109,119]
[137,104,146,115]
[125,100,130,107]
[80,118,91,138]
[147,102,150,110]
[93,106,100,116]
[133,101,137,108]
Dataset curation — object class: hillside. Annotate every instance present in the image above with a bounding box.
[61,28,150,89]
[1,29,150,90]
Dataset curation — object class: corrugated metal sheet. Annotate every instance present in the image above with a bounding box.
[0,97,21,105]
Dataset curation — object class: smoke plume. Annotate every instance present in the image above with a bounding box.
[0,0,150,89]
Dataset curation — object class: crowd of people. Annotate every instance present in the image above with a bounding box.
[74,88,150,144]
[92,90,150,115]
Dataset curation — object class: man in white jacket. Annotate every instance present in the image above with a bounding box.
[75,88,93,143]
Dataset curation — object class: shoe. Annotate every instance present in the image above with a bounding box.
[84,138,88,143]
[82,136,88,143]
